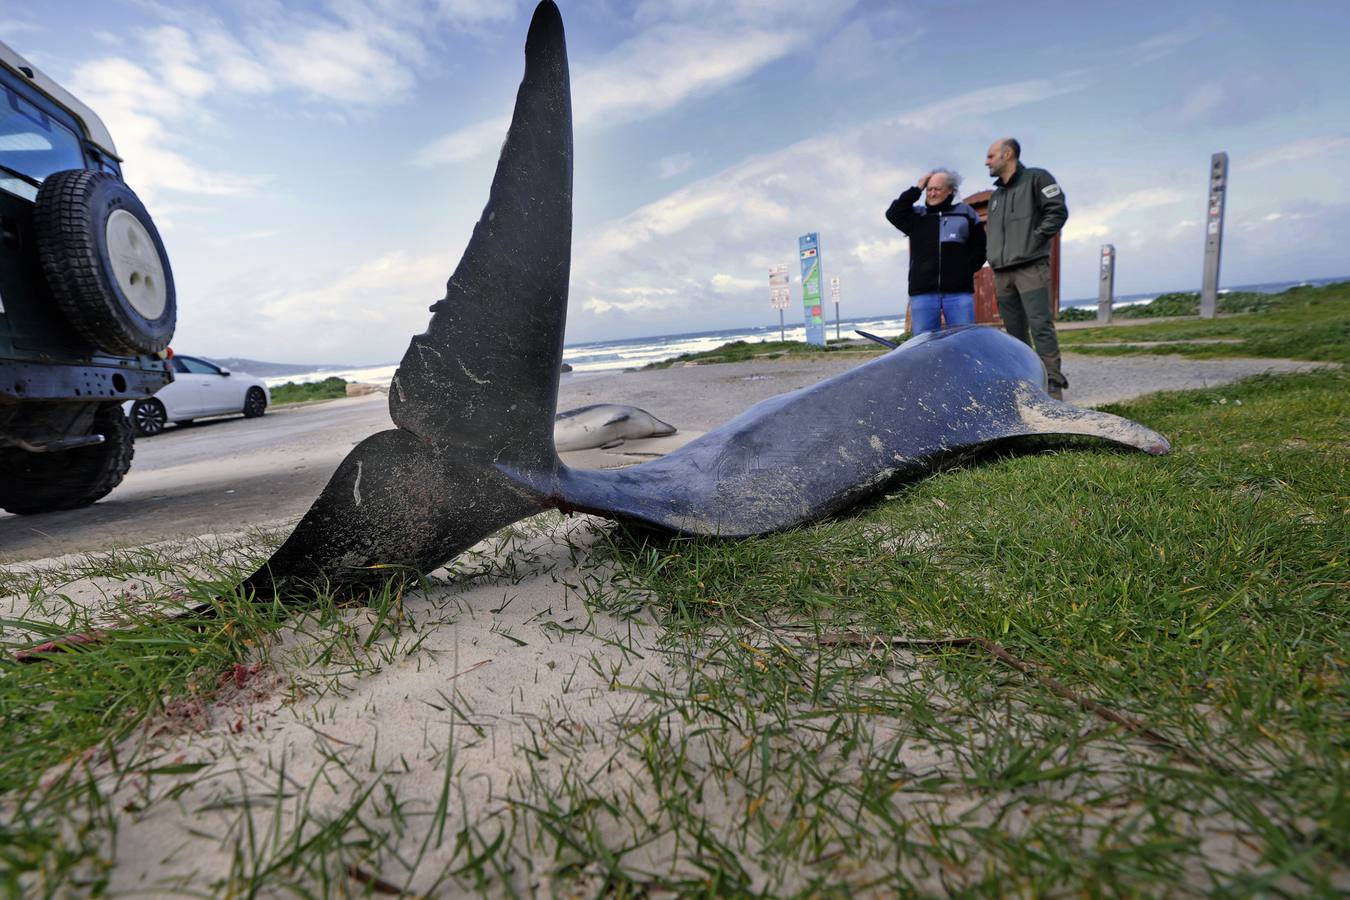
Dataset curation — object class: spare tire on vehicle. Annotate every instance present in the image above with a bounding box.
[33,169,176,356]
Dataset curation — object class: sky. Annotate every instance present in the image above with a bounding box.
[4,0,1348,365]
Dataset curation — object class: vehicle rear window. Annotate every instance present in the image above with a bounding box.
[177,357,222,375]
[0,84,86,200]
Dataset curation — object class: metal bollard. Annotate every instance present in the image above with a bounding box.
[1200,152,1227,319]
[1097,244,1115,324]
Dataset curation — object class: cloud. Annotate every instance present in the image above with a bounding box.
[187,249,451,361]
[709,273,759,293]
[417,0,855,165]
[64,1,523,201]
[1171,73,1308,128]
[850,236,907,266]
[570,25,783,125]
[1238,134,1350,172]
[657,152,696,180]
[208,229,282,247]
[581,286,680,316]
[568,76,1080,338]
[812,11,923,83]
[0,19,41,38]
[892,80,1082,128]
[262,27,417,104]
[1126,25,1202,65]
[415,116,511,168]
[69,56,267,203]
[1061,188,1185,244]
[435,0,517,27]
[1237,210,1308,231]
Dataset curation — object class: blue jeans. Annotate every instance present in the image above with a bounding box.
[909,292,974,333]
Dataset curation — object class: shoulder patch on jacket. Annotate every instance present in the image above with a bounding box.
[1041,184,1062,198]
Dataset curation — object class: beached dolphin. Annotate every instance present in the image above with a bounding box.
[554,404,677,452]
[232,1,1169,599]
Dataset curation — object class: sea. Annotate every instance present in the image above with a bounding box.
[264,275,1346,389]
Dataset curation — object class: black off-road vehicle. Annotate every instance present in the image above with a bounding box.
[0,40,176,515]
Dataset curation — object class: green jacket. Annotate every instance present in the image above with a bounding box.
[986,163,1068,270]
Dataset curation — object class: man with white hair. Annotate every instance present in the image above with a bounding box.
[886,168,987,334]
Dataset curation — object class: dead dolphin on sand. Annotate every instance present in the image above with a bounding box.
[15,1,1169,657]
[229,0,1167,600]
[554,404,677,452]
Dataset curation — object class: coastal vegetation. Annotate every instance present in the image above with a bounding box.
[1058,281,1349,364]
[646,282,1348,370]
[1,363,1345,894]
[642,336,890,369]
[267,376,349,405]
[1056,287,1277,322]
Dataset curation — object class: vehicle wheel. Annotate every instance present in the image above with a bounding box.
[131,398,167,436]
[33,169,176,356]
[242,387,267,418]
[0,404,135,515]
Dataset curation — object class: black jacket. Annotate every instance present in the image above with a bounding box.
[885,187,987,295]
[986,162,1068,270]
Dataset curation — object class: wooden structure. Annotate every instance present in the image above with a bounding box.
[903,189,1060,331]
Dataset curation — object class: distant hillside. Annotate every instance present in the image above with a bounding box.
[205,358,360,378]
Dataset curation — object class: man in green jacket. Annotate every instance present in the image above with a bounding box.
[984,138,1070,398]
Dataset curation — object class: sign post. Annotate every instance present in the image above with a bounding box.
[829,276,841,340]
[1200,152,1228,319]
[1097,244,1115,324]
[798,233,826,346]
[769,265,790,342]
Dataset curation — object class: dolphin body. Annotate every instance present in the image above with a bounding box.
[554,404,677,452]
[240,1,1170,599]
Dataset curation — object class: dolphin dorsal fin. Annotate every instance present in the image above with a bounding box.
[388,0,571,470]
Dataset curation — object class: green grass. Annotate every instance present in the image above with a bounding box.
[565,367,1350,894]
[268,376,349,405]
[1,370,1346,894]
[1059,288,1278,322]
[1059,281,1350,364]
[642,336,891,369]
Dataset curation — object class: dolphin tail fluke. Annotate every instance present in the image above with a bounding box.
[240,2,571,597]
[1014,387,1172,456]
[389,0,571,470]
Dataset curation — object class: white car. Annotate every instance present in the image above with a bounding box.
[124,355,270,436]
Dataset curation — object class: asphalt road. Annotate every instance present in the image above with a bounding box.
[0,358,867,563]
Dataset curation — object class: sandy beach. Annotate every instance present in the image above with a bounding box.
[2,346,1341,894]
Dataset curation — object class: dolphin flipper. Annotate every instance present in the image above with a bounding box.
[1009,387,1171,456]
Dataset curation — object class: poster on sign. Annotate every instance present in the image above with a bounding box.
[799,233,826,346]
[769,265,790,309]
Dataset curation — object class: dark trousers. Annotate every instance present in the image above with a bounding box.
[993,257,1066,394]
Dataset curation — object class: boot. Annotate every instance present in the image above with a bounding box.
[1040,353,1068,401]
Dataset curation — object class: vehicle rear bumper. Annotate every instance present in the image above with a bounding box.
[0,357,172,404]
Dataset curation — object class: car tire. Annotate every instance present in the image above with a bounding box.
[0,404,135,514]
[131,398,168,436]
[243,387,267,418]
[33,169,176,356]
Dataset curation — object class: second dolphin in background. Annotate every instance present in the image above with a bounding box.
[554,404,677,451]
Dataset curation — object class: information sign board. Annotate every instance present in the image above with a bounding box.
[799,233,826,346]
